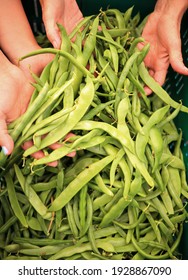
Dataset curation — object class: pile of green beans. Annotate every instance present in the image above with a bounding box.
[0,7,188,260]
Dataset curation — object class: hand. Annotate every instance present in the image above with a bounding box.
[0,52,34,155]
[39,0,83,48]
[22,133,76,167]
[138,0,188,94]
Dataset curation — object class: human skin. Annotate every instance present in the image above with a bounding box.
[0,0,52,155]
[0,0,187,159]
[39,0,83,48]
[138,0,188,94]
[0,0,77,162]
[39,0,188,92]
[0,0,53,78]
[0,51,33,155]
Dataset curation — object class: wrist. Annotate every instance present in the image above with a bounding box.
[155,0,188,19]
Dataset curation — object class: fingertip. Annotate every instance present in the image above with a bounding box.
[52,38,61,49]
[67,151,76,158]
[1,146,9,155]
[153,70,167,87]
[0,135,14,155]
[144,86,153,96]
[170,51,188,76]
[47,161,58,167]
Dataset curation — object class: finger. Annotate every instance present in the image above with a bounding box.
[144,68,167,95]
[0,115,14,155]
[22,141,58,167]
[169,49,188,76]
[49,132,76,157]
[153,68,167,87]
[45,19,61,49]
[143,69,154,95]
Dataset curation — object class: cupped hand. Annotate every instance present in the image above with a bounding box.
[138,8,188,94]
[0,53,34,155]
[39,0,83,48]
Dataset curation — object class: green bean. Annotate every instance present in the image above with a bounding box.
[129,37,144,54]
[104,144,132,198]
[93,193,113,211]
[23,75,95,158]
[100,196,132,228]
[167,178,184,210]
[149,127,163,172]
[151,197,175,230]
[80,193,93,237]
[22,79,73,138]
[124,6,134,26]
[14,164,51,219]
[72,195,81,232]
[116,51,141,92]
[144,105,171,132]
[145,213,161,243]
[127,72,150,108]
[105,9,125,29]
[117,97,133,145]
[157,103,182,129]
[0,197,11,225]
[96,34,124,54]
[49,242,92,260]
[88,225,100,254]
[74,122,154,188]
[95,48,118,90]
[114,211,145,230]
[180,167,188,192]
[136,43,150,65]
[135,106,169,164]
[167,166,182,198]
[160,153,185,169]
[5,173,28,228]
[68,16,93,40]
[31,134,106,166]
[110,148,125,186]
[13,82,50,141]
[132,223,183,259]
[20,48,93,78]
[126,205,137,244]
[19,243,67,257]
[49,54,59,87]
[0,9,187,261]
[0,204,29,234]
[64,158,99,185]
[32,178,57,192]
[160,188,174,215]
[82,100,115,121]
[66,202,79,238]
[49,155,115,211]
[56,23,71,72]
[79,185,88,234]
[95,174,114,197]
[27,217,43,231]
[170,211,187,224]
[139,62,188,112]
[14,236,72,246]
[37,213,49,236]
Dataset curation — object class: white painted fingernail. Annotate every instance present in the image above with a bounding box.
[2,146,9,155]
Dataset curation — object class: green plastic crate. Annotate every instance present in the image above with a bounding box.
[22,0,188,259]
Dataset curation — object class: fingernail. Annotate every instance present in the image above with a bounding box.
[2,146,9,155]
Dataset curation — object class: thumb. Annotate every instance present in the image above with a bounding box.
[44,19,61,49]
[0,115,14,155]
[169,48,188,76]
